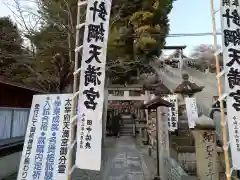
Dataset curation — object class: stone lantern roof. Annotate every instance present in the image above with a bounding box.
[174,73,204,95]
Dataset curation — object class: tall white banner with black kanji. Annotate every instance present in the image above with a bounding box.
[185,97,198,128]
[17,94,72,180]
[76,0,112,171]
[221,1,240,169]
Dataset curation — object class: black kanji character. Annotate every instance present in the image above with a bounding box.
[222,9,240,27]
[85,134,92,141]
[230,90,240,111]
[227,48,240,66]
[65,98,71,106]
[224,29,240,46]
[172,122,176,127]
[233,0,239,7]
[58,164,66,173]
[60,147,68,155]
[206,172,215,178]
[203,131,215,143]
[86,126,92,132]
[89,1,107,21]
[84,64,102,86]
[83,87,100,110]
[233,116,237,122]
[62,129,69,138]
[223,9,232,27]
[59,156,67,164]
[87,120,92,125]
[88,23,105,42]
[232,9,240,26]
[85,142,91,149]
[85,44,102,64]
[206,145,213,156]
[227,67,240,89]
[223,0,230,6]
[65,106,71,113]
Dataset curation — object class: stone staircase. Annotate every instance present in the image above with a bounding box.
[120,114,134,136]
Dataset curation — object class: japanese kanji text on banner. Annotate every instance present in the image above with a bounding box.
[17,94,72,180]
[76,0,112,171]
[185,97,198,128]
[163,95,178,131]
[220,0,240,169]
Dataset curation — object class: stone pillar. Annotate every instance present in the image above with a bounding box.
[157,106,170,180]
[145,90,151,124]
[192,115,219,180]
[102,89,108,145]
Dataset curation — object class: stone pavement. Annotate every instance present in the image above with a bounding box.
[101,136,147,180]
[4,137,149,180]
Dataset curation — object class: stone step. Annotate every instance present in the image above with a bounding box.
[120,128,133,133]
[171,137,194,146]
[121,124,133,128]
[121,115,132,119]
[172,143,195,153]
[122,121,133,124]
[120,130,133,134]
[122,117,132,120]
[176,129,193,137]
[120,133,133,136]
[178,120,190,129]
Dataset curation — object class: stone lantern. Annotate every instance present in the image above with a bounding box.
[174,73,204,96]
[169,73,205,174]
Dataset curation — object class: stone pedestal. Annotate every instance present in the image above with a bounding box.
[192,115,219,180]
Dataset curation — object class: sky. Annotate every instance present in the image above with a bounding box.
[0,0,223,56]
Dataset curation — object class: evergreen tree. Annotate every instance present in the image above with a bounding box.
[27,0,175,90]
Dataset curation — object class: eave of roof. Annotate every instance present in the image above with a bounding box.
[0,76,47,93]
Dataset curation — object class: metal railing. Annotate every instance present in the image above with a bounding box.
[0,107,30,140]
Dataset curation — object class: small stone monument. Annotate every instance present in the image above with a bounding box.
[192,115,219,180]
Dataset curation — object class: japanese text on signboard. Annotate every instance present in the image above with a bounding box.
[221,0,240,168]
[203,131,215,178]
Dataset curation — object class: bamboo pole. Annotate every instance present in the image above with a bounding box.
[210,0,231,179]
[68,1,83,179]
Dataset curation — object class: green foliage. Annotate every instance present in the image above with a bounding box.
[107,0,175,83]
[26,0,78,92]
[0,16,23,72]
[16,0,175,89]
[0,16,34,83]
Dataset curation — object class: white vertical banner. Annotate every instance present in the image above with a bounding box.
[220,1,240,169]
[150,94,156,100]
[157,107,169,180]
[185,97,198,128]
[76,0,112,171]
[163,95,178,131]
[17,94,72,180]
